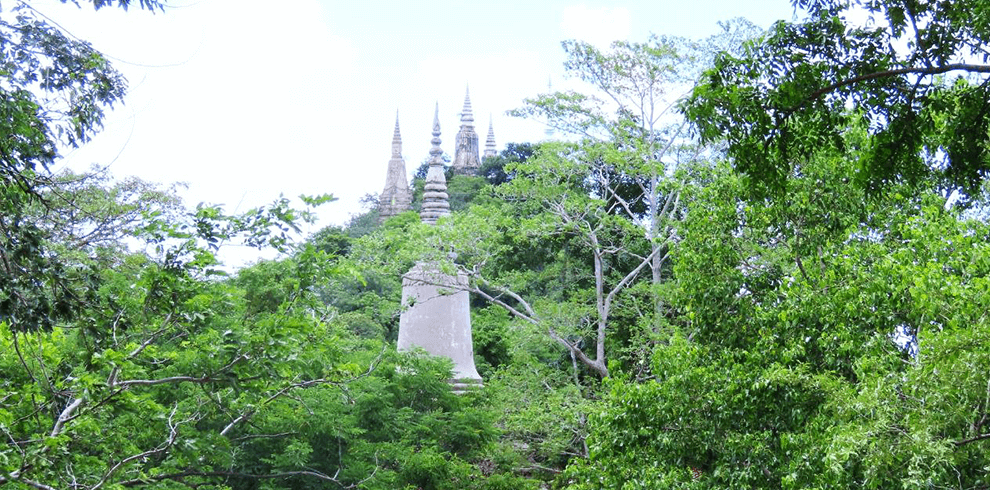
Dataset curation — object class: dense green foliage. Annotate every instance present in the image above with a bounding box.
[686,0,990,200]
[562,140,990,488]
[4,1,990,488]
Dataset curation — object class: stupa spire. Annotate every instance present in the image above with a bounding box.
[378,110,413,222]
[483,114,497,159]
[391,110,402,157]
[461,86,475,127]
[544,77,556,140]
[398,102,483,394]
[452,85,482,175]
[420,102,450,225]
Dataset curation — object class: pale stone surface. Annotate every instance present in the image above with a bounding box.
[452,87,482,175]
[379,112,413,221]
[420,103,450,225]
[397,262,483,385]
[484,115,497,159]
[400,99,483,393]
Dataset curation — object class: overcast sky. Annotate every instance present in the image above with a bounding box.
[25,0,795,266]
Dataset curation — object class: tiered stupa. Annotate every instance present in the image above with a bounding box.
[483,115,497,159]
[419,103,451,225]
[544,77,556,140]
[451,87,482,175]
[397,101,483,393]
[378,112,413,221]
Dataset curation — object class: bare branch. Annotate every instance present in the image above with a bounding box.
[127,313,173,359]
[603,244,664,315]
[118,468,352,487]
[953,432,990,448]
[0,475,58,490]
[468,275,541,323]
[114,375,219,387]
[602,180,638,219]
[231,431,297,442]
[50,397,84,438]
[91,404,184,490]
[545,326,604,377]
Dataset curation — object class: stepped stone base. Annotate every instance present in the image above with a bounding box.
[449,378,483,395]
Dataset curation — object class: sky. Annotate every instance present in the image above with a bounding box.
[24,0,796,266]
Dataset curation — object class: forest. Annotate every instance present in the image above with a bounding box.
[2,0,989,488]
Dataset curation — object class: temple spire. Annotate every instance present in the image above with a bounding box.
[420,102,450,225]
[544,77,556,140]
[483,114,497,159]
[391,110,401,157]
[378,110,413,221]
[461,86,475,127]
[452,85,482,175]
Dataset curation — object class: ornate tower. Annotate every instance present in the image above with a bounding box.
[398,103,483,393]
[378,112,413,221]
[544,77,556,140]
[483,115,497,159]
[451,87,482,175]
[419,103,451,225]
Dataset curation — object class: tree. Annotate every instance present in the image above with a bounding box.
[512,23,761,341]
[37,170,185,250]
[0,3,380,487]
[685,0,990,201]
[561,130,990,487]
[479,142,537,186]
[0,0,163,332]
[462,142,664,379]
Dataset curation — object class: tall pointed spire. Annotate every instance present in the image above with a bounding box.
[391,109,402,157]
[483,114,497,159]
[420,103,450,225]
[544,77,556,140]
[460,86,475,127]
[452,85,482,175]
[379,110,413,222]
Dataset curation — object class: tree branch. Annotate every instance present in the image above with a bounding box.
[114,375,219,387]
[91,404,185,490]
[50,397,84,438]
[468,275,540,324]
[0,475,58,490]
[789,63,990,112]
[118,469,351,487]
[127,313,173,359]
[603,243,664,315]
[953,432,990,447]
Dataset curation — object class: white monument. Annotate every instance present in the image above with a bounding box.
[398,263,482,391]
[397,103,483,392]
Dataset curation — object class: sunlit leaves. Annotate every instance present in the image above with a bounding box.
[686,0,990,200]
[567,140,990,487]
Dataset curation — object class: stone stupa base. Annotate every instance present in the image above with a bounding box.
[448,377,483,395]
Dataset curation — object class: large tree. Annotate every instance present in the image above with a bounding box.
[686,0,990,201]
[511,22,762,352]
[1,3,359,488]
[562,127,990,488]
[1,0,165,332]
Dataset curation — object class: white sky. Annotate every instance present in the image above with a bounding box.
[25,0,795,266]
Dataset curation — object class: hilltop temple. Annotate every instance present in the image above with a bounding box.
[378,88,497,221]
